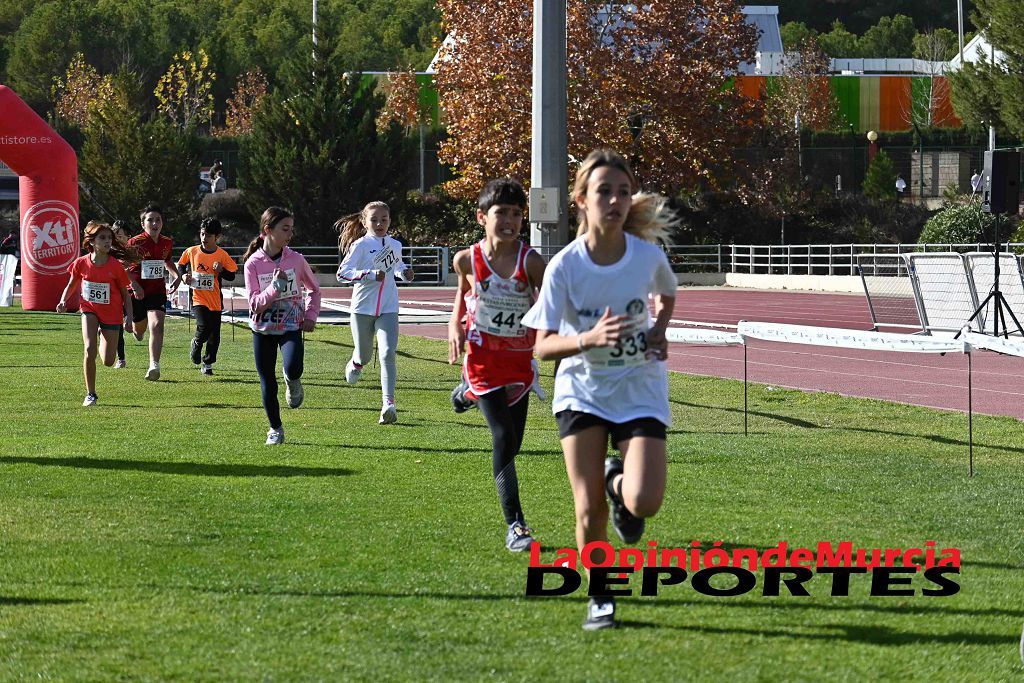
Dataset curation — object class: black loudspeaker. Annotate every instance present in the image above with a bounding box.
[982,150,1021,214]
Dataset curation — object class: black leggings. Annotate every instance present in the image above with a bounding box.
[252,330,303,429]
[477,389,530,525]
[193,305,222,364]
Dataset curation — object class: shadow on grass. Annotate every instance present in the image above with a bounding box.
[670,399,821,430]
[0,596,84,606]
[844,426,1024,456]
[617,619,1012,645]
[675,397,1024,456]
[287,442,552,457]
[0,456,353,478]
[637,596,1024,619]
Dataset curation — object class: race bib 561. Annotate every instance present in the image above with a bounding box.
[82,280,111,305]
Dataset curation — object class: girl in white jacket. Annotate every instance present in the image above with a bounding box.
[335,202,414,424]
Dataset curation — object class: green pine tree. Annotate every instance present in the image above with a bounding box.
[79,75,201,234]
[862,149,898,201]
[949,0,1024,138]
[239,32,411,246]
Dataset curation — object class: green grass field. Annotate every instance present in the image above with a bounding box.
[1,307,1023,681]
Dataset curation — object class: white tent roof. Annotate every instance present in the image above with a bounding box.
[427,5,783,75]
[948,33,1006,70]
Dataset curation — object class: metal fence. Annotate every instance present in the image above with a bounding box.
[174,242,1023,282]
[729,243,1024,276]
[172,245,451,285]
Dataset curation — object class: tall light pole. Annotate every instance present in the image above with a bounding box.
[529,0,569,258]
[957,0,964,65]
[312,0,319,57]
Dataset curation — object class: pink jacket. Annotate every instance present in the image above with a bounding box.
[244,246,321,334]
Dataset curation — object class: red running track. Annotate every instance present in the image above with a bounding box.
[243,286,1024,421]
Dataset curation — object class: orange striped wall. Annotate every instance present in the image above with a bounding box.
[734,75,962,132]
[879,76,910,131]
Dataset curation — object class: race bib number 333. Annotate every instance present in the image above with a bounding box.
[585,312,650,368]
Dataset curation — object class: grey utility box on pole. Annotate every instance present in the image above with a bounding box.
[530,0,570,258]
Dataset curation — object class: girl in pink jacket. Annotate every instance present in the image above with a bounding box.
[243,207,321,445]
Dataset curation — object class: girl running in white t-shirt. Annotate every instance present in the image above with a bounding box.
[335,202,414,424]
[522,149,678,631]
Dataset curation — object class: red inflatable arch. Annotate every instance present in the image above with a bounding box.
[0,85,79,311]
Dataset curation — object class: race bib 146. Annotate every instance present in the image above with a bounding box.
[192,273,215,291]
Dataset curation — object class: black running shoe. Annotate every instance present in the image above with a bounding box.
[450,380,476,413]
[582,597,617,631]
[605,457,644,544]
[190,338,202,365]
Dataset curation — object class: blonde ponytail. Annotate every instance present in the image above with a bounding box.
[334,213,364,256]
[572,148,676,244]
[335,201,390,256]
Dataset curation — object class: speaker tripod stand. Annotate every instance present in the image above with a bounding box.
[957,213,1024,339]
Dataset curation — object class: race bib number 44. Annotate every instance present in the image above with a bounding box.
[474,288,531,338]
[82,280,110,305]
[192,273,215,291]
[141,260,165,280]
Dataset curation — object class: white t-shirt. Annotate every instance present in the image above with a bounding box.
[522,233,677,426]
[336,234,411,316]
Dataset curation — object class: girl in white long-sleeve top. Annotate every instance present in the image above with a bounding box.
[335,201,414,424]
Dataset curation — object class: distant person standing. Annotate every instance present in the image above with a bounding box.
[0,229,18,256]
[0,228,19,307]
[896,175,907,196]
[211,170,227,194]
[971,170,982,195]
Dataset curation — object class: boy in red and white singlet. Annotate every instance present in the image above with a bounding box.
[448,178,546,553]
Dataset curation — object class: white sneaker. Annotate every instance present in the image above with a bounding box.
[379,402,397,425]
[145,362,160,381]
[345,359,363,385]
[200,363,213,376]
[114,359,127,369]
[265,427,285,445]
[284,373,304,408]
[82,393,98,407]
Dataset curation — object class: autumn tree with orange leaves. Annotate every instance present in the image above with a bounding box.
[214,69,269,138]
[377,68,427,132]
[431,1,760,198]
[51,53,115,129]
